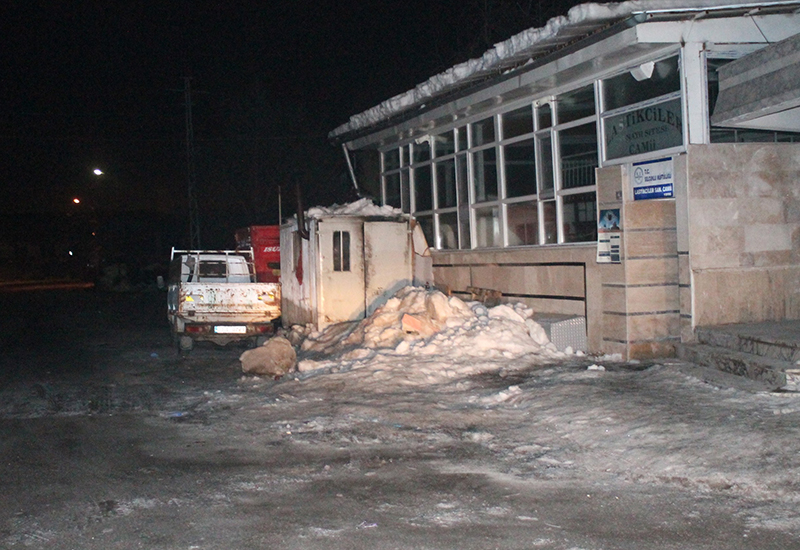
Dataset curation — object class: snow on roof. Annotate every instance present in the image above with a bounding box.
[288,286,578,386]
[330,0,792,141]
[306,197,404,219]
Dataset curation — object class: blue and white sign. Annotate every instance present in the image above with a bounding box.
[632,157,674,201]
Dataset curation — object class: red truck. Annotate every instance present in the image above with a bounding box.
[235,225,280,283]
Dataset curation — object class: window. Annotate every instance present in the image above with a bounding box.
[414,164,433,211]
[602,56,680,111]
[502,105,533,139]
[471,117,495,145]
[333,231,350,272]
[560,123,598,189]
[378,84,600,250]
[506,201,539,245]
[471,147,498,202]
[504,138,536,198]
[199,261,227,279]
[601,55,684,161]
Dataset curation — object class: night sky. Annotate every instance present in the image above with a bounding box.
[1,1,579,266]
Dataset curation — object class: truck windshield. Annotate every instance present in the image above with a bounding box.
[198,261,227,279]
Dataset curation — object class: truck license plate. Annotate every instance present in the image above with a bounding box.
[214,325,247,334]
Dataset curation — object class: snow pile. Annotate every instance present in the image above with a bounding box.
[306,198,403,219]
[330,0,757,138]
[290,286,564,384]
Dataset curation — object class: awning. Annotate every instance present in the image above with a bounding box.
[711,31,800,132]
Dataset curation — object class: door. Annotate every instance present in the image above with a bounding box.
[364,221,412,316]
[317,219,365,328]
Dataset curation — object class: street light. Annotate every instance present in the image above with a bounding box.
[93,168,103,176]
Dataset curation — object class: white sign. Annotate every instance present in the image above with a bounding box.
[632,157,674,200]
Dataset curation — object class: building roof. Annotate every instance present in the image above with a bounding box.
[330,0,800,144]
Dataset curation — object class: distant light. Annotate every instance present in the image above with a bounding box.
[69,251,73,256]
[73,197,81,204]
[93,168,103,176]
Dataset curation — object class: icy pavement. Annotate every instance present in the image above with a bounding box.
[3,288,800,548]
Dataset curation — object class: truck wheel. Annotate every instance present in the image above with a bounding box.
[178,336,194,355]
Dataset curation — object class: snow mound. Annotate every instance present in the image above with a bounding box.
[292,286,563,384]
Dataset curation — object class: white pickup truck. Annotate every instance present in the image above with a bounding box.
[167,248,281,354]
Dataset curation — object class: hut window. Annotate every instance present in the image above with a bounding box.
[333,231,351,272]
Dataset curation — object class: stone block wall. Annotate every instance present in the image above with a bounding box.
[685,144,800,326]
[597,164,681,360]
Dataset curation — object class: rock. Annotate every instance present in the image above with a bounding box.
[401,313,440,338]
[239,336,297,376]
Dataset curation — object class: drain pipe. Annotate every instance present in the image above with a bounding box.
[295,180,310,240]
[341,143,361,196]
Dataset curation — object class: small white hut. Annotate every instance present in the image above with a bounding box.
[280,199,431,330]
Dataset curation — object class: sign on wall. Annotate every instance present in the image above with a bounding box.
[597,208,621,264]
[632,157,674,200]
[604,97,683,160]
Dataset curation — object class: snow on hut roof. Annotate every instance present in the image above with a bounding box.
[329,0,798,142]
[306,198,404,219]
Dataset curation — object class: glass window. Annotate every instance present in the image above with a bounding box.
[562,192,597,243]
[457,155,471,249]
[435,158,457,208]
[475,205,500,248]
[384,149,400,170]
[413,165,433,212]
[438,212,459,249]
[504,139,536,198]
[502,105,533,139]
[401,170,410,213]
[506,201,539,246]
[412,141,431,163]
[471,117,495,146]
[434,131,456,157]
[537,135,554,196]
[457,126,468,151]
[417,215,434,249]
[557,85,595,124]
[542,200,557,244]
[537,103,552,129]
[333,231,350,272]
[603,55,680,111]
[199,261,226,279]
[384,173,401,208]
[471,147,498,202]
[604,96,683,160]
[559,123,597,189]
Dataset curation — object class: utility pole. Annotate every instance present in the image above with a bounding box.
[184,76,201,249]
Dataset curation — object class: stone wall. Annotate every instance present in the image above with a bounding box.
[596,164,681,360]
[685,143,800,326]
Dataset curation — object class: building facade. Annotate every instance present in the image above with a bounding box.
[330,1,800,359]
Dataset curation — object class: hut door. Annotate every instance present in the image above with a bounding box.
[317,219,365,327]
[364,221,412,316]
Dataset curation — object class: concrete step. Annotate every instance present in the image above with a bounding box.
[695,326,800,363]
[677,343,790,389]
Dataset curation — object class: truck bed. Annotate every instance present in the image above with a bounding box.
[176,282,281,322]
